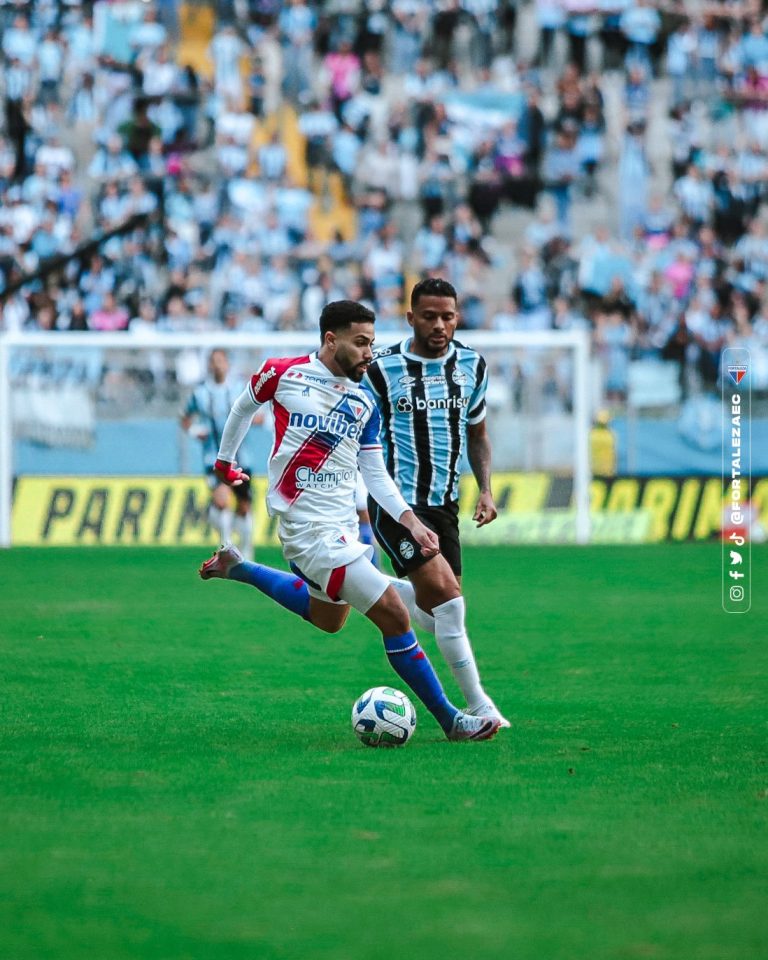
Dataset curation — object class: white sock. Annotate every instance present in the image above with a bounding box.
[234,512,253,557]
[432,596,487,710]
[387,576,436,633]
[209,505,233,544]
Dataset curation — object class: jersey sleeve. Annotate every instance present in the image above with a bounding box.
[358,446,408,521]
[467,356,488,425]
[248,355,309,404]
[217,387,260,463]
[359,402,382,450]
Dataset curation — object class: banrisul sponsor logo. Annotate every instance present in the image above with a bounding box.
[288,411,363,439]
[396,394,469,414]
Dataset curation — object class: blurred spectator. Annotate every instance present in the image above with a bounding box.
[90,291,129,331]
[0,0,767,426]
[618,122,649,239]
[88,135,138,182]
[542,126,579,229]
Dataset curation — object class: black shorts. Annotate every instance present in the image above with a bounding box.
[368,497,461,578]
[206,467,253,504]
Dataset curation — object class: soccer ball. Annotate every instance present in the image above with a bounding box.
[351,686,417,748]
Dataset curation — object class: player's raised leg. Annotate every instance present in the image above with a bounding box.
[200,542,354,632]
[200,543,314,622]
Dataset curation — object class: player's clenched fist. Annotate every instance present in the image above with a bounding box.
[399,511,440,558]
[213,458,250,486]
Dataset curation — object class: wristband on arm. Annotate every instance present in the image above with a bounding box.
[214,459,250,486]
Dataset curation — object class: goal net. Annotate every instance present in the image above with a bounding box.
[0,330,592,548]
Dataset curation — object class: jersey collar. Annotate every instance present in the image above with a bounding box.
[400,338,456,364]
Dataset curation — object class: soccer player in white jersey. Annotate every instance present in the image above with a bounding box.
[181,350,253,556]
[364,278,509,728]
[199,300,500,742]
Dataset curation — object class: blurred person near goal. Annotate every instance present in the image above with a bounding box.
[180,349,254,556]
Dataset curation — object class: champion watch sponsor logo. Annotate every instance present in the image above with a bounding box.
[295,466,355,490]
[288,411,363,438]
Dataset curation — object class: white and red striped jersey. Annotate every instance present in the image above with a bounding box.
[248,353,382,523]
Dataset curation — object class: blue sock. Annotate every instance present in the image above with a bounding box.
[383,631,458,732]
[229,561,310,620]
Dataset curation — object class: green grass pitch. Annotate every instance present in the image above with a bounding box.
[1,545,766,960]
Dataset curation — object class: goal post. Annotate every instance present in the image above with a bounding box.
[0,328,592,548]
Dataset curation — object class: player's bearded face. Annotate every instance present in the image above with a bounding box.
[333,323,375,382]
[408,296,459,357]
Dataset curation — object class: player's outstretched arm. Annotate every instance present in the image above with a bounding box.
[214,386,260,486]
[467,420,498,527]
[357,397,439,557]
[358,447,440,558]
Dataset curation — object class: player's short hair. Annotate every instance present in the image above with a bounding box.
[319,300,375,340]
[410,277,458,308]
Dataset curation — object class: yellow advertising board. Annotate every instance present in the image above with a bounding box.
[11,473,768,546]
[11,476,280,547]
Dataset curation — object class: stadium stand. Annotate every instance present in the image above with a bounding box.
[1,0,768,418]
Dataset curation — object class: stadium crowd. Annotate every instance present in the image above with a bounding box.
[2,0,768,402]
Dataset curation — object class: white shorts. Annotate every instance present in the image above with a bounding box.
[278,518,389,614]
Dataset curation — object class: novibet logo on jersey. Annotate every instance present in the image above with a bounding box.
[288,411,363,438]
[395,395,469,414]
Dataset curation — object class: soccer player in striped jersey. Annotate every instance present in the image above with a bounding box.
[181,349,254,556]
[198,300,500,742]
[364,278,509,728]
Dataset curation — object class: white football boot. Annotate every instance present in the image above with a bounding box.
[467,700,511,729]
[447,712,502,742]
[199,542,244,580]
